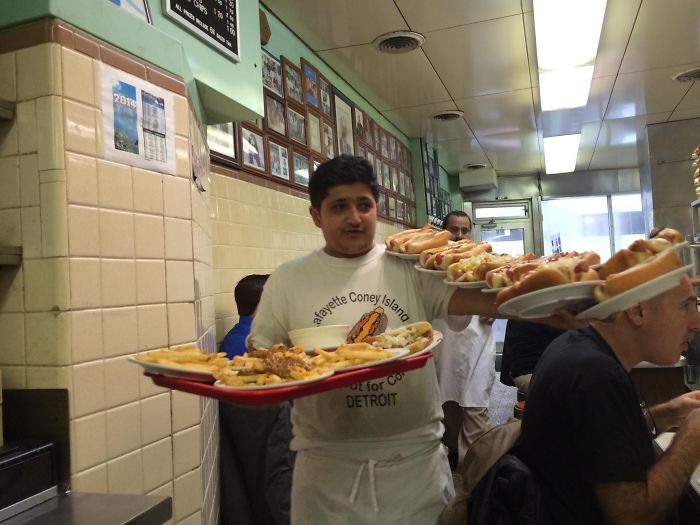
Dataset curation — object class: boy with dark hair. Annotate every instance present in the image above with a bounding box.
[220,273,293,525]
[249,154,528,523]
[222,274,269,358]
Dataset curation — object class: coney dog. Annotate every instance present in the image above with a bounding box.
[494,251,601,306]
[400,229,451,254]
[419,239,476,269]
[385,224,431,251]
[446,252,515,282]
[485,252,562,289]
[593,250,682,303]
[366,321,433,354]
[435,242,492,270]
[597,228,684,279]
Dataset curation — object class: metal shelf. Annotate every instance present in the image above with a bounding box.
[0,245,22,266]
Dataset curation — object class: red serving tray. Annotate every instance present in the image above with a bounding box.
[146,352,433,405]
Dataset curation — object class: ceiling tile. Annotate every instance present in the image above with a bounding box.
[397,0,523,33]
[671,106,700,121]
[589,147,639,170]
[673,82,700,113]
[456,89,536,140]
[479,130,541,174]
[620,0,700,73]
[433,137,490,174]
[382,102,475,141]
[605,66,690,119]
[317,46,451,111]
[263,0,408,50]
[593,0,641,78]
[583,76,616,123]
[422,15,532,98]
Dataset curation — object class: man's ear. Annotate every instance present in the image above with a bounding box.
[624,302,646,327]
[310,205,322,228]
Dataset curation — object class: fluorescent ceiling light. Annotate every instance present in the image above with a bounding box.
[543,134,580,174]
[534,0,607,110]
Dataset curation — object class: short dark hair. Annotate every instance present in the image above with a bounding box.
[234,274,269,316]
[309,155,380,209]
[442,210,472,231]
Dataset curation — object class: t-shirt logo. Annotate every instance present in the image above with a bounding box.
[347,306,388,343]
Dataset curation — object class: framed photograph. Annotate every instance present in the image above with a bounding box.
[399,170,406,196]
[282,57,303,105]
[389,135,397,162]
[264,93,286,137]
[366,150,375,168]
[319,74,332,118]
[322,121,335,159]
[307,110,323,155]
[287,105,307,146]
[391,166,399,193]
[373,124,379,152]
[268,140,290,181]
[333,88,355,156]
[365,117,374,148]
[397,200,405,222]
[382,162,390,190]
[241,125,266,173]
[389,195,396,218]
[358,144,366,159]
[354,109,365,145]
[312,157,322,173]
[301,59,320,109]
[378,192,388,216]
[262,50,283,97]
[292,150,310,187]
[374,157,382,186]
[207,122,237,160]
[380,130,388,159]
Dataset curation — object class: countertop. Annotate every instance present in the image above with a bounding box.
[4,492,171,525]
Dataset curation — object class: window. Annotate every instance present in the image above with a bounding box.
[542,194,643,261]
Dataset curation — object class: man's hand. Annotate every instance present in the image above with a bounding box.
[650,391,700,433]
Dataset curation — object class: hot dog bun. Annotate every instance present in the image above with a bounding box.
[419,239,475,269]
[593,250,682,303]
[400,230,451,254]
[385,225,431,251]
[495,268,569,305]
[435,242,492,270]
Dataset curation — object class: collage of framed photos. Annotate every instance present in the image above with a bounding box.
[422,140,450,222]
[206,49,417,226]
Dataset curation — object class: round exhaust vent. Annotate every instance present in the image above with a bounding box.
[463,162,487,170]
[372,31,425,54]
[673,66,700,82]
[432,110,464,122]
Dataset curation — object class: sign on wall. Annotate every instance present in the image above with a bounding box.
[101,63,176,175]
[164,0,240,62]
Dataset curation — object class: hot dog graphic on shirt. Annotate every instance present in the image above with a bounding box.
[347,306,388,343]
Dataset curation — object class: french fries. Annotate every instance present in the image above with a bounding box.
[134,345,230,372]
[310,343,394,370]
[215,344,332,387]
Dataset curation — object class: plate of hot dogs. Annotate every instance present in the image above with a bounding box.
[385,225,451,260]
[575,251,694,320]
[493,251,602,318]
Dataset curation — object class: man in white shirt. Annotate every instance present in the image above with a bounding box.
[248,155,566,524]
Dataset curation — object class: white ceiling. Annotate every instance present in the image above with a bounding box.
[262,0,700,177]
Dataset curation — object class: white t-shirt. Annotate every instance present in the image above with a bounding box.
[249,244,455,455]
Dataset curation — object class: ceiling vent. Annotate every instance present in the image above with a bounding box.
[673,66,700,82]
[431,110,464,121]
[463,162,487,170]
[372,31,425,54]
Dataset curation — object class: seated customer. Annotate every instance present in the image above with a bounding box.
[517,271,700,524]
[219,274,294,525]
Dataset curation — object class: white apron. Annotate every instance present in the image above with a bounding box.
[433,315,496,407]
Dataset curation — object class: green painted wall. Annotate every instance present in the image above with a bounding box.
[0,0,263,123]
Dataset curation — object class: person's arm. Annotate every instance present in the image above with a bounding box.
[594,408,700,525]
[447,287,588,330]
[648,391,700,433]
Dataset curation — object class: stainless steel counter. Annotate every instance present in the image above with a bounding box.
[3,493,171,525]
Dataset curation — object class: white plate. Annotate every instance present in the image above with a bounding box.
[400,330,444,359]
[498,280,602,319]
[385,250,420,260]
[214,369,334,390]
[334,348,410,372]
[128,355,217,382]
[575,265,694,321]
[414,264,446,276]
[443,279,487,289]
[481,287,503,294]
